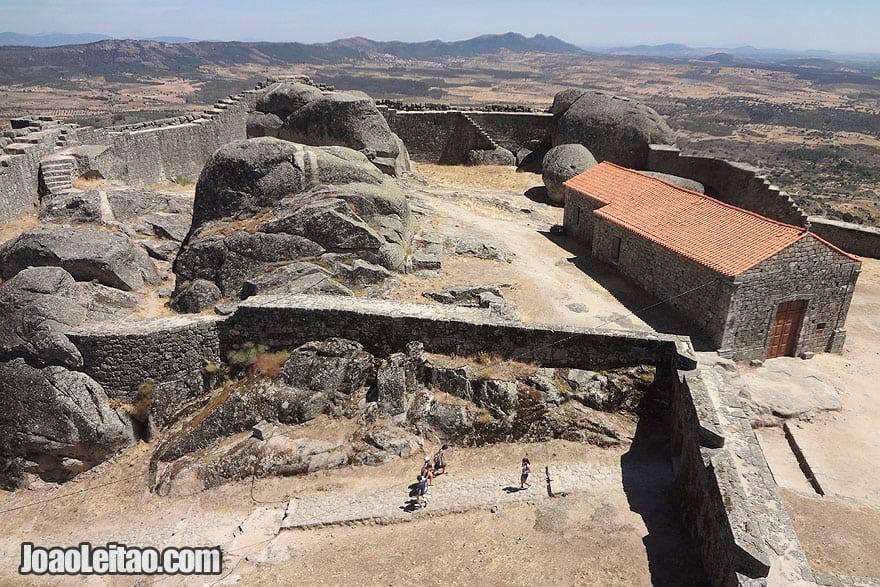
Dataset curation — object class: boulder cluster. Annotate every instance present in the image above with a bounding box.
[532,88,680,204]
[247,79,411,177]
[150,337,651,495]
[172,138,414,307]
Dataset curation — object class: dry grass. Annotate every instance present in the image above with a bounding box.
[0,209,39,244]
[71,176,109,190]
[413,162,541,192]
[426,351,539,381]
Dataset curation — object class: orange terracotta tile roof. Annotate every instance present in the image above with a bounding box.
[563,161,855,276]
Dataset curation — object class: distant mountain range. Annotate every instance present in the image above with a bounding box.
[0,32,199,47]
[593,42,880,63]
[0,33,585,84]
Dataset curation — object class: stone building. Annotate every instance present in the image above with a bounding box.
[562,162,861,361]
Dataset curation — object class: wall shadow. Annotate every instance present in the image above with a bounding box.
[540,230,714,351]
[621,396,708,585]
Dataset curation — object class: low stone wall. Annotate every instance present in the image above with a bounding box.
[810,217,880,259]
[221,294,695,370]
[465,111,552,154]
[68,316,223,425]
[671,370,814,585]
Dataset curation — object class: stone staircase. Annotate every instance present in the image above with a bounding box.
[39,155,76,198]
[461,112,500,150]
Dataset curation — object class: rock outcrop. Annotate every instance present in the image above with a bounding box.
[542,144,598,204]
[0,266,139,367]
[174,138,413,301]
[251,82,411,176]
[0,225,160,291]
[550,89,676,169]
[0,358,135,485]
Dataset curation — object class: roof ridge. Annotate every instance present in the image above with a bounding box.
[595,161,805,234]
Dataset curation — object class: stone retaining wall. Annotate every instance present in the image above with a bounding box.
[380,109,550,164]
[68,316,222,425]
[810,217,880,259]
[0,123,64,221]
[55,293,810,583]
[221,294,694,370]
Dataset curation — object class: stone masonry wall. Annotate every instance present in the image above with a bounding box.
[563,189,605,244]
[221,294,693,370]
[380,109,549,164]
[0,122,64,221]
[646,144,808,227]
[809,217,880,259]
[48,291,806,583]
[725,235,861,361]
[70,95,251,186]
[669,369,815,585]
[590,217,736,348]
[465,111,552,154]
[68,316,222,425]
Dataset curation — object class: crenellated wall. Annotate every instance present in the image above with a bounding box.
[0,119,65,221]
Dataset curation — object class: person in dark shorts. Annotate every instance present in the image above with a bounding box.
[416,474,429,508]
[520,457,531,489]
[433,444,448,475]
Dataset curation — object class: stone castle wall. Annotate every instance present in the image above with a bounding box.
[380,108,550,164]
[0,121,64,221]
[59,293,803,584]
[68,316,222,426]
[646,144,808,227]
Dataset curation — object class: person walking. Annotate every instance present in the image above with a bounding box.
[520,457,531,489]
[416,474,429,508]
[433,444,448,475]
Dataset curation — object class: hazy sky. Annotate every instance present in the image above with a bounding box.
[2,0,878,53]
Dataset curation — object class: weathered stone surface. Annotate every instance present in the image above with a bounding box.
[563,367,648,412]
[281,338,374,396]
[638,170,704,193]
[40,191,102,223]
[240,262,352,298]
[0,358,135,485]
[363,427,420,458]
[277,90,411,176]
[551,89,677,169]
[467,147,515,166]
[0,266,139,367]
[176,138,413,299]
[255,82,324,119]
[542,144,598,204]
[427,402,478,437]
[0,226,160,291]
[444,235,512,262]
[246,112,284,138]
[334,259,393,287]
[171,279,221,313]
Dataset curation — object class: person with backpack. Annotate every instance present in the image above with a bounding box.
[433,444,448,475]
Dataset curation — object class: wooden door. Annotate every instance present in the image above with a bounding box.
[767,300,806,358]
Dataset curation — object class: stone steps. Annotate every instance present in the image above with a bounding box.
[39,155,76,198]
[461,113,500,150]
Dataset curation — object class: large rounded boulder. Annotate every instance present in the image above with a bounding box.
[174,138,414,302]
[0,358,135,485]
[252,82,410,177]
[551,89,676,169]
[0,225,160,291]
[542,144,598,204]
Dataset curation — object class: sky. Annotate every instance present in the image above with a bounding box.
[2,0,879,54]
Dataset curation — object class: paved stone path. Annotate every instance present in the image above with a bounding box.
[280,462,621,530]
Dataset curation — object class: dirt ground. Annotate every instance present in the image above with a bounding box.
[0,165,706,585]
[752,258,880,578]
[1,164,878,584]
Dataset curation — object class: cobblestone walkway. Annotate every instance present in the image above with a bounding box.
[280,462,621,529]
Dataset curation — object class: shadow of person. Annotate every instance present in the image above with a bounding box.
[620,394,708,586]
[502,486,524,494]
